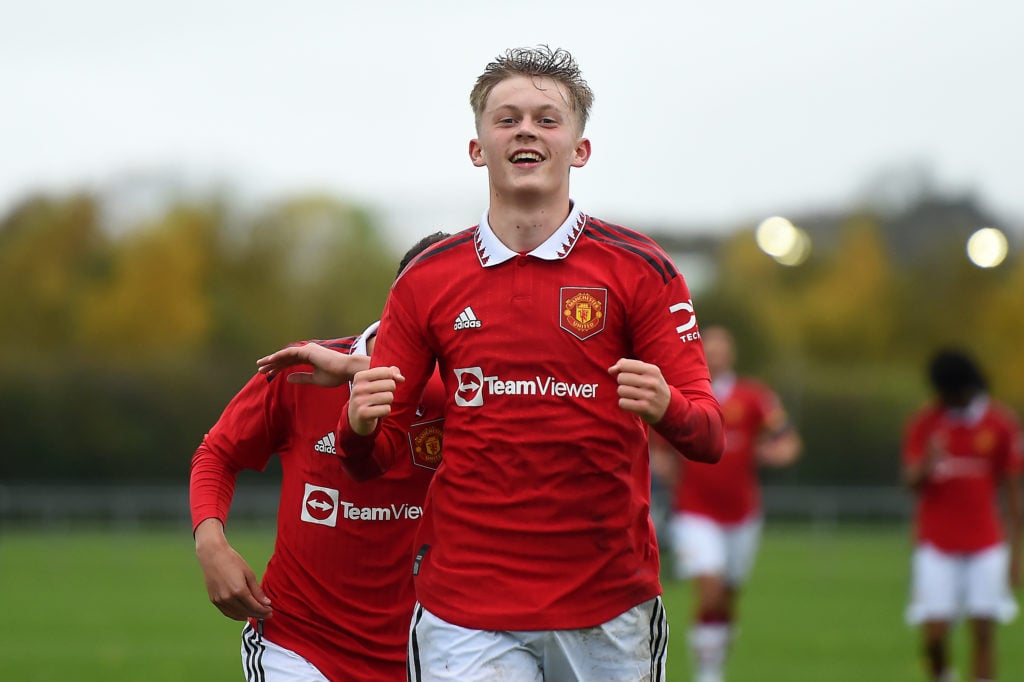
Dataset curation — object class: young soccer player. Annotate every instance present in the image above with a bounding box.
[655,325,801,682]
[259,46,724,681]
[190,232,449,682]
[902,348,1022,682]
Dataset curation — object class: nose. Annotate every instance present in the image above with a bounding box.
[515,117,538,138]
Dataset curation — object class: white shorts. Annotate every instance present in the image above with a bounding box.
[905,543,1019,625]
[240,621,329,682]
[668,512,763,585]
[406,598,669,682]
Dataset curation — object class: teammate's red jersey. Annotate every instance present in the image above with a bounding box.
[671,375,788,524]
[902,396,1023,553]
[338,206,723,631]
[190,332,445,682]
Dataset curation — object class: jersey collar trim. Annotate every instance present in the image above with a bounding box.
[475,202,587,267]
[352,320,380,356]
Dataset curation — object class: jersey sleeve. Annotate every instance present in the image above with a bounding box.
[628,264,723,462]
[189,371,291,530]
[336,282,436,479]
[753,381,789,434]
[901,411,930,467]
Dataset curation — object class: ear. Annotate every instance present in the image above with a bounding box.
[468,139,487,167]
[571,137,591,168]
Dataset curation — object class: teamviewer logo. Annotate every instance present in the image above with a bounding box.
[454,367,484,406]
[300,483,339,527]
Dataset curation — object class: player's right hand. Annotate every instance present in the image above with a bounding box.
[348,366,405,435]
[195,519,273,621]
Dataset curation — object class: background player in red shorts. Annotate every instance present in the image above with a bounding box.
[260,45,724,681]
[190,232,448,682]
[654,324,801,682]
[902,348,1022,682]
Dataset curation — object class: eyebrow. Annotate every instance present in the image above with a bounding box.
[489,103,564,116]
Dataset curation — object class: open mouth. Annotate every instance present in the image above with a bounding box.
[510,151,543,164]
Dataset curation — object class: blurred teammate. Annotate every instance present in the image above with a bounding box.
[257,46,724,681]
[902,348,1022,682]
[655,325,801,682]
[189,232,448,682]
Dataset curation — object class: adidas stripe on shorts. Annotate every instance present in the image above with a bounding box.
[241,621,329,682]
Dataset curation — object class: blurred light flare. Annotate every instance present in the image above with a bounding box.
[773,227,812,266]
[756,215,811,266]
[966,227,1008,268]
[756,216,797,257]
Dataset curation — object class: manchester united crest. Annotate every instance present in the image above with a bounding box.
[973,428,996,455]
[560,287,607,340]
[407,418,444,470]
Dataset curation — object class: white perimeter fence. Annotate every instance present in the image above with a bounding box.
[0,483,912,529]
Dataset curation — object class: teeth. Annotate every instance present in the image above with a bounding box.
[512,152,542,162]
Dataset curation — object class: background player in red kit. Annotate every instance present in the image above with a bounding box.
[190,233,448,682]
[653,325,801,682]
[902,348,1022,682]
[259,46,724,681]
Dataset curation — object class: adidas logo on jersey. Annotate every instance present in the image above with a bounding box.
[453,306,482,330]
[314,432,337,455]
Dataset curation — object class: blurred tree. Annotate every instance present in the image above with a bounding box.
[77,204,215,358]
[0,194,111,356]
[0,189,399,481]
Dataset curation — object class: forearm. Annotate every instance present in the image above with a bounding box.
[652,388,724,463]
[336,410,389,481]
[902,462,932,492]
[189,445,239,532]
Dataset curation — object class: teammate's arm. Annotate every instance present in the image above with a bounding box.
[189,368,291,622]
[902,428,942,492]
[194,517,273,620]
[256,343,370,386]
[757,428,802,467]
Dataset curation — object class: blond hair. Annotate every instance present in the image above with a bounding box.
[469,45,594,133]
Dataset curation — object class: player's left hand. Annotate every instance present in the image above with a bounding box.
[608,358,670,424]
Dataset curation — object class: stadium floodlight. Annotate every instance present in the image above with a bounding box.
[755,216,798,258]
[773,227,812,267]
[966,227,1008,268]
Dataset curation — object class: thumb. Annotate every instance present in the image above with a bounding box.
[286,372,315,385]
[247,572,271,607]
[390,366,406,383]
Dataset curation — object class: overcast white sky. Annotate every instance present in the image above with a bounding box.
[3,0,1022,245]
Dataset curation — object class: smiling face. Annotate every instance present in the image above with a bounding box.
[469,75,590,203]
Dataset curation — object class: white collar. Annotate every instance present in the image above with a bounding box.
[474,202,587,267]
[711,372,736,403]
[946,394,989,425]
[352,320,380,356]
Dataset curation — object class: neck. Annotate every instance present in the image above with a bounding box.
[487,192,572,253]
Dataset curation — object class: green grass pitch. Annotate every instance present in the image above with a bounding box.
[0,522,1019,681]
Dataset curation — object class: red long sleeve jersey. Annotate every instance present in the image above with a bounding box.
[339,206,724,631]
[190,335,445,682]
